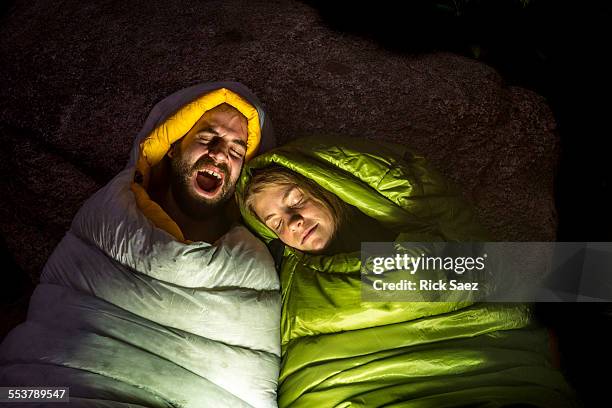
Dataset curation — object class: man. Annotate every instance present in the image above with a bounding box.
[0,82,281,407]
[151,102,252,242]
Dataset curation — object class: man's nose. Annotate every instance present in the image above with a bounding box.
[206,137,229,163]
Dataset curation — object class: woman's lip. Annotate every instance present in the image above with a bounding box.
[301,223,318,245]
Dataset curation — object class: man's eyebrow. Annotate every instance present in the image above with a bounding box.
[231,138,247,150]
[197,127,219,136]
[197,129,246,151]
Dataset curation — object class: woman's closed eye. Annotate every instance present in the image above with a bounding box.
[288,191,305,208]
[272,218,282,232]
[289,199,303,208]
[262,214,282,232]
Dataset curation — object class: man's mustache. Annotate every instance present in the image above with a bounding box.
[192,155,229,179]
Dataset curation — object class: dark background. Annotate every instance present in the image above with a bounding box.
[303,0,612,242]
[2,0,611,406]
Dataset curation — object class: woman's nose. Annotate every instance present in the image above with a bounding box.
[288,213,304,232]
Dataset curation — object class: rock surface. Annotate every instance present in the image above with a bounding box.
[0,0,558,282]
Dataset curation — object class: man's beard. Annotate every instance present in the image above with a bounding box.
[169,154,234,220]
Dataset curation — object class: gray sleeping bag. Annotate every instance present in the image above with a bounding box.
[0,82,281,408]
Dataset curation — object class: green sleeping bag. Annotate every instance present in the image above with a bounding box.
[237,135,577,408]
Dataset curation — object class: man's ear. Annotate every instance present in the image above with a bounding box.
[167,142,177,159]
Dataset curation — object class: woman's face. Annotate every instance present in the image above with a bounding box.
[252,184,335,253]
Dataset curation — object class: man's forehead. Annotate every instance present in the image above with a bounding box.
[205,104,245,121]
[197,105,247,136]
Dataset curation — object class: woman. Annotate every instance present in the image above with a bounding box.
[244,165,398,254]
[237,135,577,408]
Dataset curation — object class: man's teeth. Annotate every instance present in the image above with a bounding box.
[201,169,221,180]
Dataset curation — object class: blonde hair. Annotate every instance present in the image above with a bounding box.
[244,166,346,238]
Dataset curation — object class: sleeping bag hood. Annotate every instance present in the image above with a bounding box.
[131,82,275,242]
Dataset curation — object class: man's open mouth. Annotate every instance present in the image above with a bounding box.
[194,167,224,197]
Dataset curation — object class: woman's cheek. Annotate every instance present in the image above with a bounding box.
[280,231,294,248]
